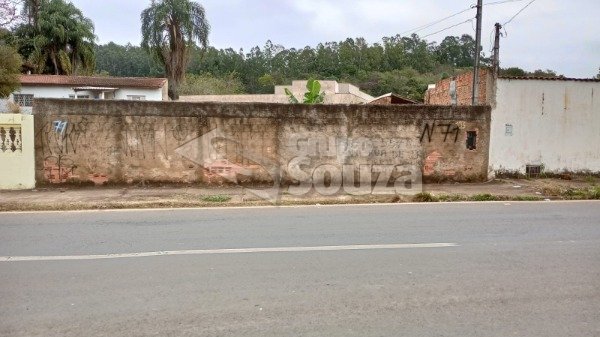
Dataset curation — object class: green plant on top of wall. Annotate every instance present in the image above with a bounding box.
[285,79,325,104]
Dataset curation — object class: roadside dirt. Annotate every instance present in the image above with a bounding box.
[1,177,598,212]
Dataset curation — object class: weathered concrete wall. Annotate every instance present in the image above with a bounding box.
[33,99,490,186]
[425,68,493,105]
[0,114,35,189]
[490,78,600,174]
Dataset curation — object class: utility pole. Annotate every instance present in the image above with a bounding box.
[472,0,483,105]
[492,23,502,78]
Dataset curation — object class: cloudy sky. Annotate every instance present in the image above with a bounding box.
[72,0,599,78]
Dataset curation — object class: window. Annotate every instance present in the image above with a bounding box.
[127,95,146,101]
[466,131,477,150]
[13,94,34,107]
[526,165,542,178]
[505,124,513,136]
[68,95,90,99]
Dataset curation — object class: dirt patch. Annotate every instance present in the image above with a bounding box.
[1,177,598,212]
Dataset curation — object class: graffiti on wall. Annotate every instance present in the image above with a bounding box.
[37,115,224,184]
[420,122,461,143]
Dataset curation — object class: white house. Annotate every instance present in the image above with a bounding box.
[425,71,600,175]
[3,75,168,114]
[489,77,600,175]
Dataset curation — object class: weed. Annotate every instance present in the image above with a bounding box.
[201,195,232,203]
[437,194,466,202]
[412,192,439,202]
[510,195,544,201]
[469,193,498,201]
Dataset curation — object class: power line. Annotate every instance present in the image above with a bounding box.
[400,0,527,38]
[400,6,475,36]
[503,0,537,26]
[421,18,475,39]
[485,0,526,6]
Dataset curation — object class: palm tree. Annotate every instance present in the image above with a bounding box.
[16,0,96,75]
[22,0,45,27]
[141,0,210,100]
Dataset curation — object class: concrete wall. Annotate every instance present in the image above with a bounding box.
[0,114,35,189]
[33,99,490,187]
[490,78,600,174]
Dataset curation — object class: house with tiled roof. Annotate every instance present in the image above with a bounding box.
[3,75,168,113]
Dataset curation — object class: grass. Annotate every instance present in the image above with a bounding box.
[1,185,597,212]
[562,186,600,200]
[411,192,545,203]
[412,192,439,202]
[469,193,498,201]
[201,195,232,203]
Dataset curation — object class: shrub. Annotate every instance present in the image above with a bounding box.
[201,195,232,203]
[412,192,438,202]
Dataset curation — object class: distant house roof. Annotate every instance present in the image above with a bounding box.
[368,93,418,105]
[19,75,168,89]
[499,76,600,82]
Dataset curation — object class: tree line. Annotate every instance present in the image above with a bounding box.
[95,35,482,101]
[2,0,580,102]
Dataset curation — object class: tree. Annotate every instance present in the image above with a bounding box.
[500,67,527,77]
[14,0,96,75]
[0,44,22,98]
[596,67,600,80]
[95,42,163,77]
[530,69,560,78]
[22,0,45,27]
[141,0,210,100]
[179,73,244,95]
[0,0,21,28]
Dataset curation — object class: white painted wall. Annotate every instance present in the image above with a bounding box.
[113,88,163,101]
[0,114,35,189]
[6,85,164,114]
[490,79,600,174]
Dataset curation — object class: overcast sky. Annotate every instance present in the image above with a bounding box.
[72,0,599,78]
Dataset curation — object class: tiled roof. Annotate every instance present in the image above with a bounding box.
[19,75,167,89]
[499,76,600,82]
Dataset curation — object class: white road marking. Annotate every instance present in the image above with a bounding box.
[0,243,458,262]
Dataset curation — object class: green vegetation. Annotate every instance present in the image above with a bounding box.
[562,186,600,200]
[412,192,545,203]
[11,0,96,75]
[3,0,573,101]
[180,73,244,95]
[412,192,438,202]
[285,79,325,104]
[141,0,210,100]
[0,44,22,97]
[201,195,232,203]
[93,34,566,100]
[470,193,497,201]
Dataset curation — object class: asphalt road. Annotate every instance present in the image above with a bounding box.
[1,201,599,337]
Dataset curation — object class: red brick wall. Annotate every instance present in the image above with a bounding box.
[425,68,491,105]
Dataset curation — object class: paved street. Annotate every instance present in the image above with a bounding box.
[1,201,599,336]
